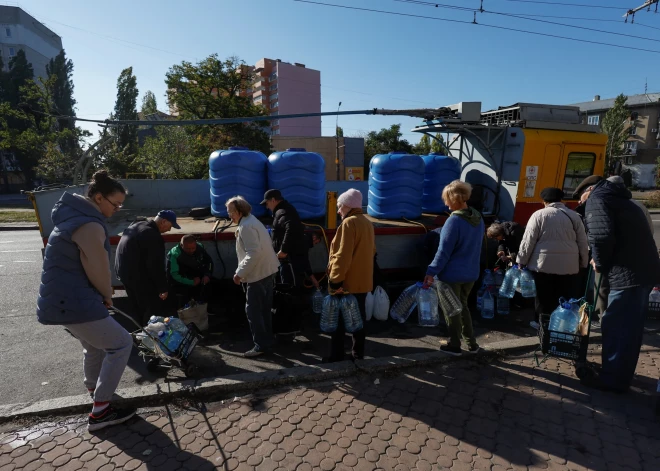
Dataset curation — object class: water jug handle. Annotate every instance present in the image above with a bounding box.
[558,297,567,305]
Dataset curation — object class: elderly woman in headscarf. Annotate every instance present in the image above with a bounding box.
[516,187,589,328]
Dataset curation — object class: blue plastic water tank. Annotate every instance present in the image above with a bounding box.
[368,151,425,219]
[267,148,326,219]
[209,146,267,217]
[422,153,462,213]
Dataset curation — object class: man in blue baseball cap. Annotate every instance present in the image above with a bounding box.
[115,209,179,324]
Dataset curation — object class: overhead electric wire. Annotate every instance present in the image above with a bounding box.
[294,0,660,55]
[394,0,660,43]
[488,0,623,9]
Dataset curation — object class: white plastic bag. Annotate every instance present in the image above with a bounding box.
[365,291,374,321]
[372,286,390,321]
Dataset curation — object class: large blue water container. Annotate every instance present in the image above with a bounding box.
[368,151,424,219]
[267,148,325,219]
[209,146,267,217]
[422,153,462,213]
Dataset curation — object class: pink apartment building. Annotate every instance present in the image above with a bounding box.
[250,58,321,137]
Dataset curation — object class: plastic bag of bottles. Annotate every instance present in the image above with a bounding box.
[520,268,537,298]
[434,279,462,318]
[390,282,421,323]
[372,286,390,321]
[320,295,340,333]
[417,285,440,327]
[340,294,364,333]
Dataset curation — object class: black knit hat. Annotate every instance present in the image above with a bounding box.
[572,175,603,199]
[540,187,564,203]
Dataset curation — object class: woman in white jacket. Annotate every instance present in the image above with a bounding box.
[227,196,280,358]
[516,187,589,326]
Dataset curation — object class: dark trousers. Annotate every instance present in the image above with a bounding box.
[533,272,582,320]
[600,285,650,391]
[330,293,367,361]
[124,283,163,325]
[446,282,477,348]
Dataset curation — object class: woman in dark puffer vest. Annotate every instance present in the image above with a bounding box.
[37,170,135,431]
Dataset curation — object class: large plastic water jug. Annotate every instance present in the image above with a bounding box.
[549,298,579,334]
[368,151,424,219]
[312,289,324,314]
[481,288,495,319]
[494,269,505,289]
[340,294,363,333]
[434,279,462,317]
[499,265,520,299]
[483,269,495,287]
[421,153,461,213]
[209,147,267,217]
[321,295,339,333]
[520,268,537,298]
[390,282,421,323]
[417,285,440,327]
[650,287,660,305]
[268,148,325,219]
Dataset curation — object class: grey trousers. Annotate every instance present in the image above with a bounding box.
[66,316,133,403]
[245,275,275,351]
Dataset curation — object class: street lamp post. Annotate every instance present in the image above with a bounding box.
[335,101,342,181]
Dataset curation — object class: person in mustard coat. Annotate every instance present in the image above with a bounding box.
[326,189,375,362]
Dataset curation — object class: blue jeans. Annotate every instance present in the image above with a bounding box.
[245,275,275,351]
[600,284,650,391]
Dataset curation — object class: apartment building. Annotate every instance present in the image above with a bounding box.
[0,6,62,79]
[248,58,321,137]
[571,93,660,188]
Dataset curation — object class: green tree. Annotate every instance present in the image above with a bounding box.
[113,67,139,156]
[4,49,34,107]
[431,133,447,154]
[602,93,629,172]
[46,49,78,154]
[413,134,432,155]
[141,90,158,115]
[336,126,344,137]
[136,126,206,179]
[364,124,413,168]
[165,54,271,155]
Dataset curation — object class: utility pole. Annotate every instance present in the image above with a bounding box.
[335,101,342,181]
[623,0,658,22]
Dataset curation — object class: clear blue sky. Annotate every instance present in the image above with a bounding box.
[16,0,660,145]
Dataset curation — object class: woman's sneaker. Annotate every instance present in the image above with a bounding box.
[467,345,482,354]
[88,405,136,432]
[439,344,462,356]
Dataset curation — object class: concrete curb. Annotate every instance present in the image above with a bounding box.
[0,224,39,231]
[0,332,602,423]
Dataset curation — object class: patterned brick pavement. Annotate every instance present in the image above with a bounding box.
[1,337,659,470]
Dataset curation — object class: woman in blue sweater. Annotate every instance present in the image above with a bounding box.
[423,180,484,356]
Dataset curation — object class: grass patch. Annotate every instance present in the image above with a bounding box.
[0,210,38,223]
[642,191,660,209]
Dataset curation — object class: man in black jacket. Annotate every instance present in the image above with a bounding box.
[115,210,179,324]
[486,221,524,264]
[166,234,214,306]
[584,180,660,391]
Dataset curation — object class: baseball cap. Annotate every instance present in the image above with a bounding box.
[260,189,283,205]
[157,210,181,229]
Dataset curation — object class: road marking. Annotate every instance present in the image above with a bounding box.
[0,241,14,244]
[13,260,36,263]
[0,249,40,253]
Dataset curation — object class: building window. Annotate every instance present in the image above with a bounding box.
[271,101,278,109]
[270,111,278,116]
[270,83,278,91]
[562,152,596,197]
[8,47,15,57]
[624,141,638,151]
[656,141,660,149]
[629,126,637,136]
[587,115,599,126]
[269,73,277,81]
[253,95,263,104]
[271,129,280,136]
[5,28,10,38]
[272,119,279,126]
[270,93,278,101]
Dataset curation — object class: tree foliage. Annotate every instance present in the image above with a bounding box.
[602,93,629,170]
[141,90,158,115]
[46,49,77,154]
[136,126,206,179]
[113,67,139,155]
[165,54,271,156]
[364,124,413,168]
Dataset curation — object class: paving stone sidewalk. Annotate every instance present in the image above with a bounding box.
[1,335,659,471]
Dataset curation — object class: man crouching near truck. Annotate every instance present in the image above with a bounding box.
[37,170,136,431]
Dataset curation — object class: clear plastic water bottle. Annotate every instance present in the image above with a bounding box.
[417,285,440,327]
[481,288,495,319]
[520,268,537,298]
[340,294,363,333]
[434,279,462,317]
[496,294,510,315]
[312,289,324,315]
[494,269,505,289]
[157,330,183,355]
[476,284,486,312]
[498,265,520,299]
[549,298,579,334]
[321,295,339,333]
[483,269,495,287]
[390,282,422,323]
[148,315,165,325]
[165,317,188,335]
[649,287,660,305]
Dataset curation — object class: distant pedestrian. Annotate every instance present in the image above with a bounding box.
[115,210,179,324]
[326,189,375,362]
[227,196,280,358]
[516,187,589,329]
[582,179,660,392]
[423,180,484,356]
[37,170,135,431]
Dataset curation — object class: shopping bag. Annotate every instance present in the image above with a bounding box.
[372,286,390,321]
[177,300,209,332]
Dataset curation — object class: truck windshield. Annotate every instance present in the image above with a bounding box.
[563,152,596,198]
